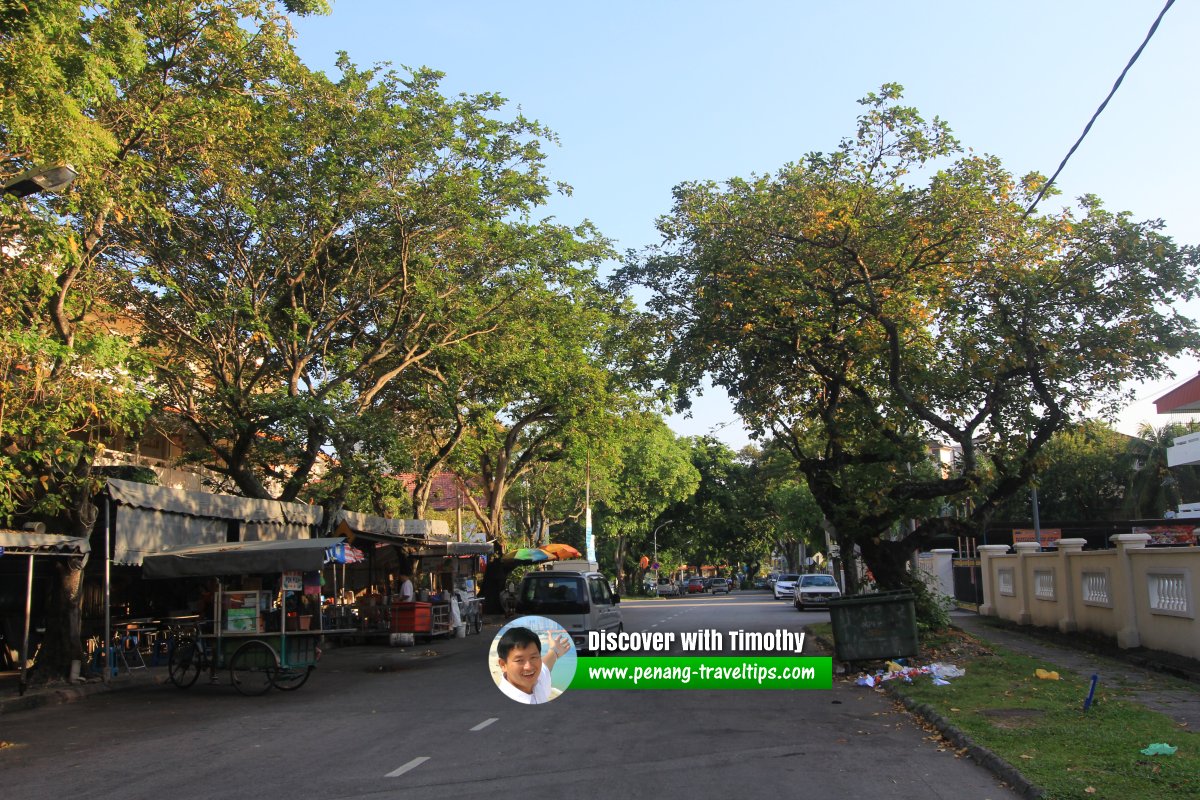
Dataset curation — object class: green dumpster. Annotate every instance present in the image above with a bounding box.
[826,590,918,662]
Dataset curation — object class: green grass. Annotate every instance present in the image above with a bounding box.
[867,631,1199,800]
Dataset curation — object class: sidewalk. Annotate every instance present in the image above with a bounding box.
[0,619,500,716]
[950,610,1200,730]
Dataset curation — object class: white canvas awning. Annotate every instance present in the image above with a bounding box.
[0,529,90,556]
[335,510,451,544]
[105,479,325,565]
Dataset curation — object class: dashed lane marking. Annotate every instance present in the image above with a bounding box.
[386,757,430,778]
[470,718,499,731]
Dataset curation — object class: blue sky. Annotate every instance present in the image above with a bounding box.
[291,1,1200,447]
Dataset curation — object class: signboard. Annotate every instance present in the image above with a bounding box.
[282,570,303,591]
[1012,528,1062,545]
[1132,525,1198,546]
[585,506,596,564]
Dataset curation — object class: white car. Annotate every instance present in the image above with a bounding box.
[656,578,681,597]
[773,574,801,600]
[792,574,841,610]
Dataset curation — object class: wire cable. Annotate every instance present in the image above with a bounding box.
[1024,0,1177,218]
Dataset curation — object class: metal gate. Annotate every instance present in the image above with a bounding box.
[952,558,984,609]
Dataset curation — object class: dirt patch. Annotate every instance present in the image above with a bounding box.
[977,707,1046,729]
[920,627,995,663]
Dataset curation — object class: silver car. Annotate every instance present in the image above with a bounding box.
[773,574,801,600]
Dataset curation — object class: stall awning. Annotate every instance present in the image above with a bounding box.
[338,510,453,542]
[0,529,90,556]
[106,479,325,565]
[412,541,493,557]
[142,537,345,579]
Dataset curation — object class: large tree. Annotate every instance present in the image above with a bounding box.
[452,275,637,549]
[592,413,699,594]
[624,85,1199,593]
[115,55,607,504]
[1,0,329,681]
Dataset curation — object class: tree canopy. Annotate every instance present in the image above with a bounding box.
[621,85,1199,590]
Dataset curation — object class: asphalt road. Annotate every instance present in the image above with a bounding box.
[0,591,1020,799]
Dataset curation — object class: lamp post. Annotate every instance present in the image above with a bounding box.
[652,519,673,584]
[2,163,78,197]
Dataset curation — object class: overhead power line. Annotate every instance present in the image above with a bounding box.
[1024,0,1177,218]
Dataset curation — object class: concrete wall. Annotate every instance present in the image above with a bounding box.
[979,535,1200,661]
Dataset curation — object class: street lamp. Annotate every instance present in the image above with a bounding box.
[2,163,78,198]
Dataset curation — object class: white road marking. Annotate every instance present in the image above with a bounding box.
[386,757,430,777]
[470,718,499,731]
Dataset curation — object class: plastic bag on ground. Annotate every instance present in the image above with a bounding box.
[1140,743,1177,756]
[929,663,965,679]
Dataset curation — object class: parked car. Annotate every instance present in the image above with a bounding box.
[753,577,768,589]
[686,577,706,594]
[773,574,801,600]
[515,570,623,653]
[709,577,730,595]
[793,574,841,610]
[657,578,681,597]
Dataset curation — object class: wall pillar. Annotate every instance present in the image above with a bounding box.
[1013,541,1042,625]
[1110,533,1151,649]
[977,544,1011,617]
[1055,538,1087,633]
[931,548,955,599]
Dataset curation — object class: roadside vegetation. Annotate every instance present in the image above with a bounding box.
[812,623,1200,799]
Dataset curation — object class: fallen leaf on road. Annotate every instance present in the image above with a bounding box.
[836,738,849,744]
[1019,754,1034,760]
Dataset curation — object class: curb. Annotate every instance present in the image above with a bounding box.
[804,627,1045,800]
[883,682,1046,800]
[1,671,170,716]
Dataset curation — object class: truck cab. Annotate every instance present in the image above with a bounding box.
[514,569,623,653]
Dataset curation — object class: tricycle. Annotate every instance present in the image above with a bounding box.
[142,538,351,695]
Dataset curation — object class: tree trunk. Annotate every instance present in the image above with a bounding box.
[480,556,517,616]
[858,536,915,591]
[613,534,628,595]
[28,557,86,683]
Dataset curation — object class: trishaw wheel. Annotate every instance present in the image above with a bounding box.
[230,640,277,696]
[271,665,313,691]
[168,640,203,689]
[471,612,482,635]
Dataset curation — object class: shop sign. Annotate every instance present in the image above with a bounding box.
[1013,528,1062,545]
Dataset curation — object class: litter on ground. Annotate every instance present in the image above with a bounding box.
[854,662,965,687]
[1140,743,1178,756]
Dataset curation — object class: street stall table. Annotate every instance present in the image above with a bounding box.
[142,538,354,695]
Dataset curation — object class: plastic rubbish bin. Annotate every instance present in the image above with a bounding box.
[827,590,918,662]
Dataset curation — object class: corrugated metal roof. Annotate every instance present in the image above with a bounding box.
[1154,371,1200,414]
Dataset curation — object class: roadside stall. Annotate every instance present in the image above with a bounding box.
[142,537,352,695]
[393,540,490,640]
[0,529,91,696]
[329,512,484,640]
